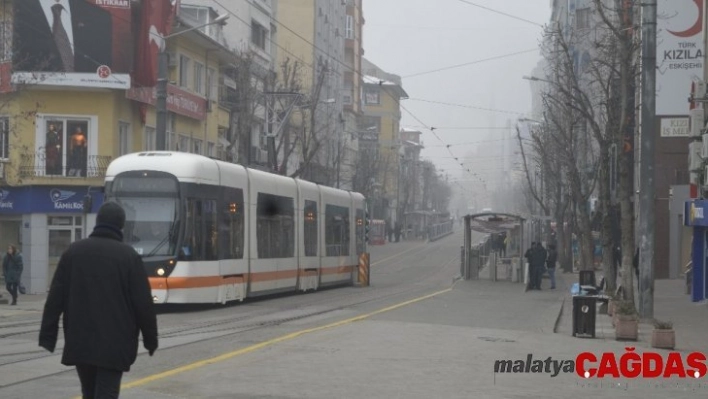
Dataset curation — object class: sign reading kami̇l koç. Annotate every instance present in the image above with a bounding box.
[656,0,705,116]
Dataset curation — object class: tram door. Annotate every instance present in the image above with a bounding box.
[47,216,83,291]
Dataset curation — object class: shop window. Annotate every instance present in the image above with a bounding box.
[219,187,244,259]
[304,200,317,256]
[325,204,349,256]
[256,193,294,259]
[36,116,96,177]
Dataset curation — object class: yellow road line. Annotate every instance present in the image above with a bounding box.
[106,286,452,394]
[370,241,428,266]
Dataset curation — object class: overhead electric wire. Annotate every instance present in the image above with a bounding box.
[406,98,526,115]
[456,0,545,27]
[401,48,539,78]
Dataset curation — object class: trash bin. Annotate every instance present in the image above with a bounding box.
[572,295,597,338]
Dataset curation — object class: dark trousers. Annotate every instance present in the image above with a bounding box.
[5,282,17,303]
[76,364,123,399]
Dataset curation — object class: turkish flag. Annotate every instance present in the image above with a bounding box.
[133,0,178,88]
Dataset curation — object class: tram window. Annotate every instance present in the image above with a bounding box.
[220,187,244,259]
[304,200,317,256]
[325,205,349,256]
[256,193,294,259]
[182,199,202,260]
[204,199,218,260]
[356,208,364,254]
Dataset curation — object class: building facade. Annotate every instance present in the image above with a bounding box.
[361,58,408,224]
[0,1,239,293]
[274,0,347,185]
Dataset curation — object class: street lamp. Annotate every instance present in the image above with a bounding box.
[156,14,230,151]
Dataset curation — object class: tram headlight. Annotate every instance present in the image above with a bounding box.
[156,267,166,276]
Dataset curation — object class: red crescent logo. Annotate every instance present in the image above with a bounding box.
[668,0,703,38]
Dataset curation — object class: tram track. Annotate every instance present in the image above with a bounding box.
[0,234,462,389]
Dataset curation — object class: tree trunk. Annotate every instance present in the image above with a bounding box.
[619,142,635,304]
[599,148,617,292]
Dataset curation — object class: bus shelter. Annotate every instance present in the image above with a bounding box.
[461,213,526,282]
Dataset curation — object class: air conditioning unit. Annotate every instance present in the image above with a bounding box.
[696,80,707,99]
[691,108,705,136]
[689,141,703,171]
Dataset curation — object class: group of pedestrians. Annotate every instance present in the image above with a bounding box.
[524,241,558,291]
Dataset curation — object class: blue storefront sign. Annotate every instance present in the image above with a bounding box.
[0,186,104,214]
[684,200,708,302]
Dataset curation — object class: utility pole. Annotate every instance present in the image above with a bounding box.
[156,51,168,151]
[638,0,656,319]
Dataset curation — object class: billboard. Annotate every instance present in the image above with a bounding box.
[656,0,705,116]
[11,0,133,89]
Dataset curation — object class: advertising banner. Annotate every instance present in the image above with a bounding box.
[12,0,133,89]
[656,0,705,116]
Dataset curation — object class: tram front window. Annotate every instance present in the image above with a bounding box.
[117,197,178,257]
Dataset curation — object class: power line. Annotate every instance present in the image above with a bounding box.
[406,98,526,115]
[401,48,539,78]
[456,0,545,27]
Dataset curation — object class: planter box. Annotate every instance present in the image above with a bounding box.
[615,315,638,341]
[651,329,675,350]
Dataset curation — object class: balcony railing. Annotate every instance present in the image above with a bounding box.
[19,151,112,179]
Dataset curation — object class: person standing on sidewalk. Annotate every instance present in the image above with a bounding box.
[546,244,558,289]
[39,202,158,399]
[2,244,23,305]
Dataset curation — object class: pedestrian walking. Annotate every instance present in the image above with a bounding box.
[533,242,548,290]
[39,202,158,399]
[2,244,23,305]
[546,244,558,289]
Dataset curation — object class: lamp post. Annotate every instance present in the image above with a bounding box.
[156,14,230,151]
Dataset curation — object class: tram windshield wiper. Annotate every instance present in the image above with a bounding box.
[145,218,179,258]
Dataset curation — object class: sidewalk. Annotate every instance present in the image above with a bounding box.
[556,272,708,354]
[0,292,46,318]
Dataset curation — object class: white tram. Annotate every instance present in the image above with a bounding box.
[104,152,366,304]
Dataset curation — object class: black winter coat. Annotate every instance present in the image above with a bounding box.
[39,226,158,372]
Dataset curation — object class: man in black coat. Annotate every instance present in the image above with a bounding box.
[13,0,113,73]
[39,202,158,398]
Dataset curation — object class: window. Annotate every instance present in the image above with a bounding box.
[345,15,354,39]
[356,208,364,254]
[193,139,202,155]
[256,193,294,258]
[219,187,244,259]
[576,8,591,30]
[0,117,8,160]
[144,126,156,151]
[325,205,349,256]
[207,142,215,158]
[0,20,10,62]
[207,68,216,101]
[41,118,91,177]
[251,21,267,50]
[181,198,218,261]
[364,87,380,105]
[304,200,318,256]
[179,135,190,152]
[179,55,191,88]
[194,62,205,95]
[118,121,130,156]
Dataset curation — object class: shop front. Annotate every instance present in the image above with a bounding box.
[0,185,103,293]
[684,199,708,303]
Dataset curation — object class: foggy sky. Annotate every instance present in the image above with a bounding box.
[362,0,551,187]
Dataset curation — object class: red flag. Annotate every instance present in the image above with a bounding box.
[134,0,176,88]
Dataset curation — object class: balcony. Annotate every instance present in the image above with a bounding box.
[19,152,112,179]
